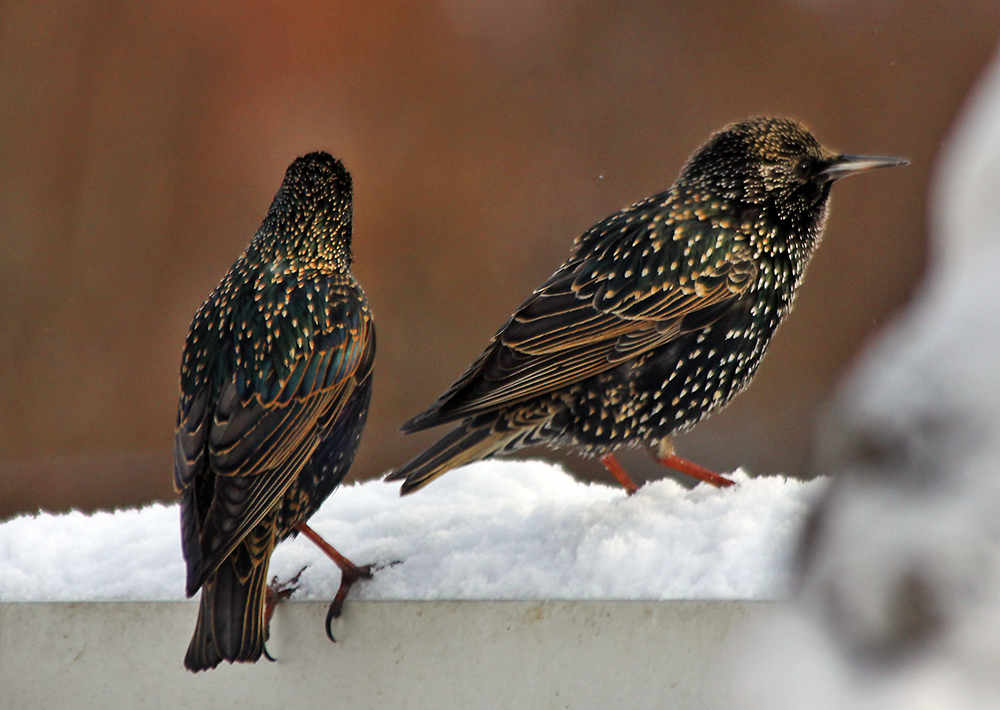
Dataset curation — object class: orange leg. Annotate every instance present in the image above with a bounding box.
[600,454,640,495]
[657,453,735,488]
[295,522,373,642]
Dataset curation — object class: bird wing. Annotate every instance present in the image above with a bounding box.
[175,279,375,591]
[402,222,755,430]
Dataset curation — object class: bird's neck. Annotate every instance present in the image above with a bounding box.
[250,224,353,275]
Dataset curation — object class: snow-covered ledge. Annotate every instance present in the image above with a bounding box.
[1,599,771,709]
[1,462,820,708]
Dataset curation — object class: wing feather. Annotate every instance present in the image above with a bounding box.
[175,280,375,589]
[402,222,755,431]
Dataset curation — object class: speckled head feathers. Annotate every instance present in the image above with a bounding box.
[679,118,906,223]
[728,117,828,162]
[685,118,827,172]
[680,118,835,214]
[282,151,352,198]
[253,151,355,269]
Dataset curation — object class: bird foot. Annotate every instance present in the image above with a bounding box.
[266,566,308,607]
[262,565,308,662]
[324,563,374,643]
[293,522,378,643]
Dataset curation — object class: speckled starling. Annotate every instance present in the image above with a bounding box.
[175,152,376,672]
[388,117,906,495]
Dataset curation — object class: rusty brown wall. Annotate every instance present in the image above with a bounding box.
[2,0,997,518]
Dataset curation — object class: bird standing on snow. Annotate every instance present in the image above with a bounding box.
[175,153,376,672]
[389,118,906,495]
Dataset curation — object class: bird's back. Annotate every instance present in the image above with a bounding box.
[175,152,376,671]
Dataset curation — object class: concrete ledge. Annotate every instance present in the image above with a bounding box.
[0,601,772,709]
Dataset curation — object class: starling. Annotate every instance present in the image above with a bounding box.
[388,118,906,495]
[174,152,376,672]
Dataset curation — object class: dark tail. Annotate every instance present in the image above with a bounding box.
[385,420,524,495]
[184,550,271,672]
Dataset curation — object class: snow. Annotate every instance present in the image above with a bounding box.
[730,45,1000,710]
[0,460,823,602]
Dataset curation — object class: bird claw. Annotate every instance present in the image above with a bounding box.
[266,565,309,606]
[373,559,403,573]
[324,563,376,643]
[262,565,309,660]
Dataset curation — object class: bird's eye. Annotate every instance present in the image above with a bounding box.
[796,159,812,178]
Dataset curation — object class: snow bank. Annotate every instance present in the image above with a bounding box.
[0,461,823,602]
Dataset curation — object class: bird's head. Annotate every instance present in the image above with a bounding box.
[278,151,353,233]
[682,117,907,226]
[254,151,355,269]
[281,152,352,199]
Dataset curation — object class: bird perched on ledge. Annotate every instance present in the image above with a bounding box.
[175,152,376,672]
[389,117,906,495]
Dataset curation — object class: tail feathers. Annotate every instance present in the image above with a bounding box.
[184,551,271,672]
[385,421,521,495]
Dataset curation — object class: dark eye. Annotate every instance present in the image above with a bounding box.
[796,159,812,178]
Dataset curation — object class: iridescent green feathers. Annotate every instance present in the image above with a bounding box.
[175,153,375,671]
[177,153,358,414]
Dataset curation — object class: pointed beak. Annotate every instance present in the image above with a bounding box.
[817,154,909,182]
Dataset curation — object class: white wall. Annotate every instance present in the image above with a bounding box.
[0,601,771,709]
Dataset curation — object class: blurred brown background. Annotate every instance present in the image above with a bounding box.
[1,0,996,519]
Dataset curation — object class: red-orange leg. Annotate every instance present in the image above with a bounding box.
[657,453,735,488]
[295,522,373,642]
[600,454,640,495]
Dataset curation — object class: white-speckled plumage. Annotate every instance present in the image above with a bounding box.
[391,118,905,494]
[174,152,375,671]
